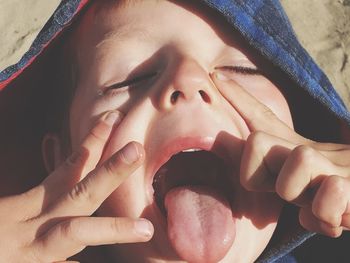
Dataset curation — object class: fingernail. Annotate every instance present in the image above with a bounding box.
[213,72,229,81]
[135,219,153,237]
[104,111,122,126]
[121,142,140,165]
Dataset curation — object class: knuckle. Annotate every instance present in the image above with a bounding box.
[248,106,275,127]
[90,128,105,143]
[261,106,276,119]
[68,181,94,204]
[275,183,292,201]
[247,131,268,149]
[276,145,318,202]
[291,145,316,168]
[313,176,346,226]
[276,174,303,202]
[104,154,122,176]
[277,185,300,202]
[312,207,339,228]
[323,175,346,196]
[241,132,274,192]
[59,219,81,244]
[65,147,89,168]
[240,165,273,192]
[110,218,130,234]
[244,131,268,164]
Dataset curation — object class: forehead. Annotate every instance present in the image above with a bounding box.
[71,0,260,80]
[78,0,243,48]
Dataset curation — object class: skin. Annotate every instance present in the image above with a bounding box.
[0,112,153,262]
[63,1,293,262]
[1,0,350,262]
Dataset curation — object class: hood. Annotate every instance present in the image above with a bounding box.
[0,0,349,262]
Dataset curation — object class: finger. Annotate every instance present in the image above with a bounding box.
[32,216,153,262]
[299,206,343,238]
[28,111,123,213]
[211,72,303,142]
[43,110,123,192]
[312,176,350,227]
[276,145,346,206]
[44,142,144,218]
[240,131,294,192]
[0,146,92,221]
[311,146,350,167]
[79,111,123,177]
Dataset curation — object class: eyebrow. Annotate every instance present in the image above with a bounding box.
[96,21,154,48]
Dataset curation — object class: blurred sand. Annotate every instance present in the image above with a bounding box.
[0,0,60,70]
[0,0,349,107]
[281,0,350,107]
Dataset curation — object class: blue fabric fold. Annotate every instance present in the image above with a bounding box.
[204,0,350,124]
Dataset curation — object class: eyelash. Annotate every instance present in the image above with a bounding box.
[103,66,261,94]
[217,66,262,75]
[103,71,158,94]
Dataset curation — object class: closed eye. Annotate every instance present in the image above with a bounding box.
[216,66,262,75]
[104,71,158,94]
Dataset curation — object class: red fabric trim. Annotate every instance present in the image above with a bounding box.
[0,0,91,91]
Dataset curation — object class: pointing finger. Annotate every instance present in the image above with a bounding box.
[78,111,123,177]
[211,72,303,142]
[312,176,350,228]
[32,216,153,262]
[299,206,343,237]
[44,142,145,218]
[38,111,123,210]
[240,131,295,192]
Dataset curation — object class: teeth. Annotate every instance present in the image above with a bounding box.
[181,148,202,153]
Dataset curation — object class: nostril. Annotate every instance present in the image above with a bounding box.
[171,91,181,104]
[199,90,211,103]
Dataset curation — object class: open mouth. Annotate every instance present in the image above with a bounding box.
[152,149,233,215]
[151,148,236,262]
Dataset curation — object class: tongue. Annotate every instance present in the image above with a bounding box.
[164,185,235,263]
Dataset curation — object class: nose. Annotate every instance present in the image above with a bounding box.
[158,59,216,109]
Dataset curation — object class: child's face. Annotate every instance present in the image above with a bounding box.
[67,1,293,262]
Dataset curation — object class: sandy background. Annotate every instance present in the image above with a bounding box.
[0,0,349,107]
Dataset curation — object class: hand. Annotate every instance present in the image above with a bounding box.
[0,111,153,262]
[211,72,350,237]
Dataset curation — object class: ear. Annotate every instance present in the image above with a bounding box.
[42,133,64,173]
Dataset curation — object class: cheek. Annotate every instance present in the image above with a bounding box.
[69,102,94,151]
[232,75,293,128]
[68,90,138,151]
[99,99,156,162]
[256,88,293,128]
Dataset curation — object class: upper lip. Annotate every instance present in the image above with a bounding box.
[146,135,230,187]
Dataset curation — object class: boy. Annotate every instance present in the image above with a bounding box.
[0,0,350,262]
